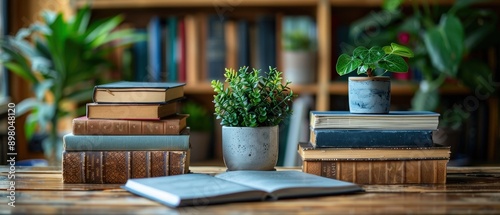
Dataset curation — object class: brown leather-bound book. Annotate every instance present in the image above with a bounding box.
[72,114,188,135]
[62,150,189,184]
[302,159,448,184]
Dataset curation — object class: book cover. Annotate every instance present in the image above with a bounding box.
[256,15,276,74]
[62,150,189,184]
[237,20,250,67]
[310,129,434,148]
[72,114,188,135]
[86,102,179,120]
[148,16,162,82]
[133,29,149,82]
[92,81,185,104]
[302,159,448,184]
[167,16,178,82]
[184,14,200,84]
[63,131,190,151]
[177,17,186,82]
[206,15,226,81]
[298,142,451,160]
[122,170,362,207]
[310,111,440,130]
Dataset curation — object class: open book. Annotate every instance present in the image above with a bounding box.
[122,171,363,207]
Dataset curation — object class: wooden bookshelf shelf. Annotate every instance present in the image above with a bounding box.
[76,0,318,9]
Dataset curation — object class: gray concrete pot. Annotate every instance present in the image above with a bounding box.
[222,126,278,171]
[283,51,316,84]
[348,76,391,114]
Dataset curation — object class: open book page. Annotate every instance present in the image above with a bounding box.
[123,173,266,207]
[215,171,363,199]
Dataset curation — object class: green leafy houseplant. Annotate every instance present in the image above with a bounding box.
[283,31,313,51]
[336,43,414,77]
[348,0,498,113]
[211,66,294,171]
[0,6,145,163]
[211,66,294,127]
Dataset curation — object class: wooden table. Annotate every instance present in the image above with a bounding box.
[1,166,500,214]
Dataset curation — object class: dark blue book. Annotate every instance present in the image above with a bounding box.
[133,29,148,81]
[167,16,178,82]
[310,129,434,148]
[237,20,250,68]
[148,16,162,82]
[256,15,276,75]
[206,15,226,80]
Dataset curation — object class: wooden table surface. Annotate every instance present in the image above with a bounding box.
[1,166,500,214]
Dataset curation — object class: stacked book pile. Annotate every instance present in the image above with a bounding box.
[299,111,450,184]
[62,81,190,184]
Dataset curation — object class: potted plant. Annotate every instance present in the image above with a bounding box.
[282,30,316,84]
[336,43,414,113]
[211,66,294,171]
[0,6,145,164]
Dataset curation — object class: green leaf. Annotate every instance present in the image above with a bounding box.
[352,46,368,59]
[378,55,408,72]
[383,43,414,58]
[366,46,385,63]
[423,14,464,77]
[15,98,40,116]
[336,54,362,76]
[382,0,405,11]
[411,88,439,111]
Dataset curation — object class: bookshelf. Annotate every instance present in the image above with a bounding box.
[7,0,499,163]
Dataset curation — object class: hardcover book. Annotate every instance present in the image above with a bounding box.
[92,81,185,103]
[86,102,178,120]
[63,131,190,151]
[72,114,188,135]
[309,111,440,130]
[310,129,434,148]
[298,142,451,160]
[302,159,448,184]
[62,150,189,184]
[122,170,363,207]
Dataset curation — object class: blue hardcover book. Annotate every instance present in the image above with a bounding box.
[133,29,149,81]
[310,111,440,130]
[63,132,190,151]
[167,16,178,82]
[206,15,226,80]
[310,129,434,148]
[148,16,162,82]
[256,15,276,75]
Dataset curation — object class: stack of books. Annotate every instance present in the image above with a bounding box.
[62,81,190,184]
[299,111,450,184]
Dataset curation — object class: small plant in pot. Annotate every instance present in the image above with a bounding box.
[211,66,294,171]
[336,43,414,113]
[282,30,316,84]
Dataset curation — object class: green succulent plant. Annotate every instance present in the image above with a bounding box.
[211,66,294,127]
[0,6,145,163]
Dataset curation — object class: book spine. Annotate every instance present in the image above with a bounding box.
[302,159,448,184]
[63,150,189,184]
[310,129,434,148]
[72,118,185,135]
[63,133,190,151]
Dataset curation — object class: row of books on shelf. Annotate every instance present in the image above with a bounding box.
[62,82,191,184]
[127,14,316,83]
[301,110,450,184]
